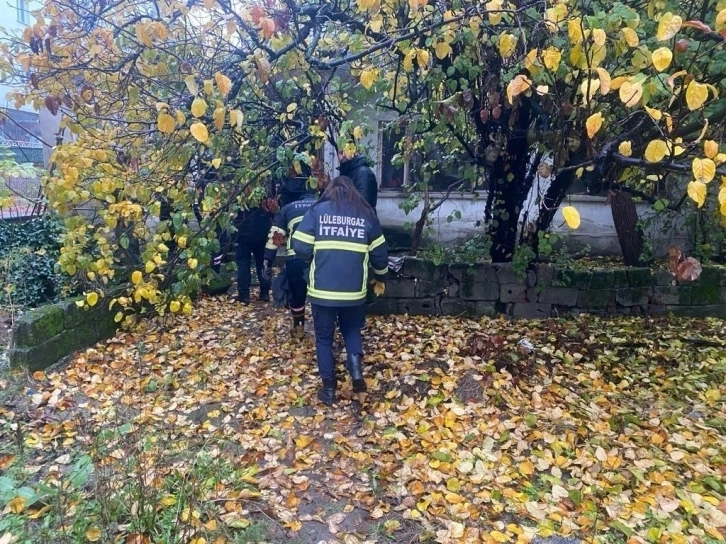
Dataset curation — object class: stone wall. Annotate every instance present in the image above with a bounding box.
[368,258,726,319]
[9,297,118,370]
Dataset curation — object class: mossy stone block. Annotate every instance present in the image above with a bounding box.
[13,304,65,347]
[577,289,614,308]
[611,269,629,288]
[555,269,592,289]
[403,257,446,281]
[10,332,76,370]
[628,268,652,287]
[687,280,722,304]
[590,269,614,289]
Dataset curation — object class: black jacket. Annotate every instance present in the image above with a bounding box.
[264,193,317,262]
[291,200,389,307]
[235,207,272,244]
[339,156,378,211]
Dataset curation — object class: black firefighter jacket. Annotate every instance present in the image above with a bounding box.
[291,200,389,306]
[339,156,378,211]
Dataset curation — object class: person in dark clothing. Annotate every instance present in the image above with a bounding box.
[291,176,389,406]
[235,205,272,304]
[262,190,317,338]
[338,154,378,212]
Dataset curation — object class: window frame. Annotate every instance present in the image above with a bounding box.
[16,0,30,24]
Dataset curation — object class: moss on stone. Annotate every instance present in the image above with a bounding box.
[688,281,722,305]
[627,268,652,287]
[13,303,65,347]
[590,270,615,289]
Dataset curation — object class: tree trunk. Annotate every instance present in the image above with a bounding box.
[410,188,429,255]
[611,191,644,266]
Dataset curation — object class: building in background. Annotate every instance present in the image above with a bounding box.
[0,0,46,168]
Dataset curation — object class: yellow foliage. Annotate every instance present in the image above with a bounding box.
[215,72,232,96]
[657,12,682,41]
[651,47,672,72]
[360,67,378,89]
[157,112,176,134]
[498,33,518,58]
[692,158,716,183]
[687,180,707,207]
[621,27,639,47]
[562,206,580,229]
[190,122,209,143]
[686,80,709,110]
[585,113,603,139]
[618,141,632,157]
[191,97,208,118]
[644,140,669,163]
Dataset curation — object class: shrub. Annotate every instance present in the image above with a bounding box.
[0,214,73,309]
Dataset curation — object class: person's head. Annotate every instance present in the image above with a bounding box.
[319,176,373,216]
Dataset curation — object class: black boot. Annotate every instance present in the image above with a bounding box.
[317,378,336,406]
[347,353,367,393]
[290,310,305,339]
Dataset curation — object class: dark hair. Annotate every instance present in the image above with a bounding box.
[317,176,373,217]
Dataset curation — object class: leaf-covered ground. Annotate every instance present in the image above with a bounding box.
[1,297,726,544]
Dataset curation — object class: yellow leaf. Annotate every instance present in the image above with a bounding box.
[651,47,673,72]
[568,18,583,44]
[114,312,123,323]
[490,530,511,543]
[585,112,603,139]
[621,27,639,47]
[644,140,669,163]
[191,97,207,118]
[188,258,198,269]
[717,8,726,30]
[353,126,363,140]
[645,105,663,121]
[157,112,176,134]
[498,33,518,58]
[592,28,606,47]
[86,292,99,307]
[434,41,453,59]
[213,106,225,130]
[211,158,222,168]
[446,478,461,492]
[562,206,581,229]
[486,0,503,24]
[596,67,611,95]
[686,80,709,110]
[692,158,716,183]
[657,12,682,41]
[85,528,102,542]
[416,48,429,67]
[506,74,532,104]
[159,495,177,507]
[215,72,232,96]
[184,75,198,95]
[520,459,535,475]
[190,122,209,143]
[687,180,707,207]
[542,47,562,71]
[131,271,142,285]
[189,539,207,544]
[9,496,26,514]
[619,81,643,107]
[704,140,718,159]
[619,141,632,157]
[204,79,214,95]
[359,68,378,90]
[183,303,193,315]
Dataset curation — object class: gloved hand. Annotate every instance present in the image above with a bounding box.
[262,262,273,282]
[371,280,385,296]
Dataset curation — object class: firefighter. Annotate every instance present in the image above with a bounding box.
[262,187,317,338]
[291,176,388,406]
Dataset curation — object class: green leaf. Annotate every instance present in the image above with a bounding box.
[610,520,635,537]
[69,455,94,490]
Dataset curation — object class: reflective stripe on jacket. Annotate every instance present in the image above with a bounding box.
[264,193,317,262]
[291,200,389,307]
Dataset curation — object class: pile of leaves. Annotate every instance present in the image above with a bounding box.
[1,299,725,543]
